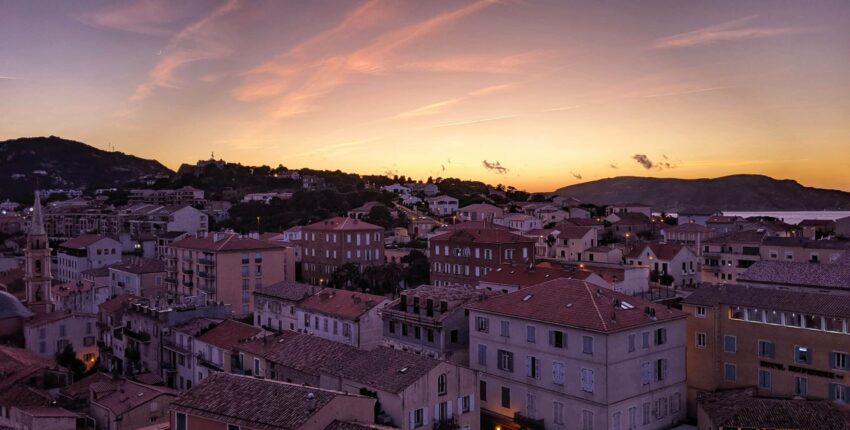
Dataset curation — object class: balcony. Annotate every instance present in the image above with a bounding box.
[161,361,177,372]
[182,280,194,288]
[164,277,178,284]
[196,353,223,371]
[123,327,151,343]
[198,271,215,279]
[433,416,459,430]
[514,413,544,430]
[182,268,194,275]
[198,257,215,265]
[162,339,190,355]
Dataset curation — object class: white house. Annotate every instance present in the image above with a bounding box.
[427,196,459,216]
[553,226,598,261]
[24,312,98,366]
[493,213,544,234]
[626,243,701,288]
[295,289,389,349]
[56,234,123,282]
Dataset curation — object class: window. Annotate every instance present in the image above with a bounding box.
[228,424,240,430]
[832,352,849,369]
[612,411,621,430]
[655,359,667,381]
[695,306,706,317]
[724,335,737,353]
[580,368,594,393]
[581,409,594,430]
[526,325,536,343]
[437,374,447,395]
[477,344,487,366]
[342,323,351,338]
[785,312,802,327]
[175,413,187,430]
[461,395,472,413]
[480,380,487,402]
[758,340,775,358]
[628,406,637,430]
[476,317,489,333]
[402,324,409,337]
[641,362,651,385]
[412,408,424,428]
[830,383,848,402]
[389,321,395,334]
[642,332,650,349]
[526,392,536,415]
[526,356,540,379]
[696,332,706,349]
[500,321,510,337]
[795,376,808,396]
[553,401,565,425]
[758,369,772,389]
[497,350,514,372]
[654,328,667,345]
[642,402,650,425]
[628,334,636,352]
[724,363,736,381]
[582,336,593,354]
[795,346,812,364]
[549,330,565,348]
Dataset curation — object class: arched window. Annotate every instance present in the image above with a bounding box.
[437,373,447,395]
[34,260,41,274]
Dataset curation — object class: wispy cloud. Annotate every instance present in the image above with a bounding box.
[394,98,463,119]
[288,138,379,159]
[74,0,190,37]
[638,86,728,99]
[543,105,580,112]
[654,15,814,49]
[430,114,520,129]
[131,0,244,100]
[0,75,22,80]
[232,0,540,119]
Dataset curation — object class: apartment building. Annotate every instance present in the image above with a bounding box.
[381,284,491,362]
[324,347,480,430]
[626,243,700,288]
[180,319,265,389]
[737,260,850,294]
[108,257,167,298]
[682,284,850,416]
[56,234,122,282]
[467,278,688,430]
[606,203,652,218]
[661,223,716,250]
[700,230,766,283]
[128,186,204,206]
[169,373,377,430]
[759,237,850,264]
[295,289,388,349]
[458,203,504,222]
[427,195,460,216]
[494,213,544,234]
[165,233,295,315]
[89,379,177,430]
[301,217,385,286]
[253,281,317,331]
[161,317,218,391]
[553,226,597,261]
[429,224,536,287]
[24,311,98,365]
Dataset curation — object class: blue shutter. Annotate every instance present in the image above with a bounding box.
[829,383,837,400]
[830,352,837,369]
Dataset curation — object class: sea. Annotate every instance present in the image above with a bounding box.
[722,211,850,225]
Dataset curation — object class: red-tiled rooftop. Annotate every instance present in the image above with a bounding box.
[557,226,594,239]
[197,319,265,350]
[58,234,115,249]
[303,217,382,231]
[172,233,287,252]
[430,226,535,244]
[299,289,386,320]
[480,263,590,288]
[467,278,686,333]
[625,243,687,261]
[98,294,140,313]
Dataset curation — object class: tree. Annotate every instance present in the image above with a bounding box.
[382,262,404,296]
[366,205,393,229]
[56,344,86,380]
[329,263,363,290]
[402,250,430,288]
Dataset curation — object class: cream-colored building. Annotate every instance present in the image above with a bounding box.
[554,226,598,261]
[295,289,389,349]
[253,281,317,331]
[467,278,687,430]
[165,232,296,316]
[24,311,98,366]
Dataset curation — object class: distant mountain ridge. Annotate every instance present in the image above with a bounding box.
[553,175,850,212]
[0,136,173,201]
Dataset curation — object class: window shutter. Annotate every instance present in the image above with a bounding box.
[470,394,475,411]
[535,358,541,379]
[549,330,554,346]
[807,348,813,365]
[830,352,837,369]
[662,359,668,380]
[434,404,439,421]
[447,400,452,417]
[767,342,775,358]
[457,397,462,413]
[829,383,837,401]
[423,408,429,426]
[526,356,531,377]
[409,411,414,429]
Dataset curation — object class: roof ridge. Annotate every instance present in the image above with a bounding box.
[583,281,608,331]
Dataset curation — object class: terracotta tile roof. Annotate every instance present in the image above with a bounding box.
[557,218,603,228]
[0,383,54,409]
[698,388,849,430]
[237,331,360,376]
[466,278,686,333]
[524,228,556,237]
[430,227,535,244]
[81,266,112,277]
[253,281,315,302]
[738,260,850,290]
[704,230,767,244]
[479,263,589,288]
[173,318,221,336]
[557,226,594,240]
[331,347,442,394]
[761,237,850,250]
[59,234,116,249]
[172,233,287,252]
[459,203,502,212]
[25,310,77,327]
[325,420,397,430]
[299,289,387,321]
[625,243,686,261]
[664,223,712,233]
[98,294,140,313]
[683,284,850,320]
[91,379,175,417]
[610,213,651,224]
[440,221,509,231]
[60,372,116,399]
[171,373,367,430]
[18,406,79,417]
[110,257,166,274]
[197,319,265,350]
[798,219,836,228]
[302,217,382,232]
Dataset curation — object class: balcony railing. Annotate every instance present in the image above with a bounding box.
[162,339,191,355]
[196,353,223,371]
[198,271,215,279]
[123,327,151,342]
[182,268,194,275]
[433,416,459,430]
[182,280,194,288]
[198,257,215,265]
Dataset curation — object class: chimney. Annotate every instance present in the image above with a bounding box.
[353,296,362,304]
[306,392,317,412]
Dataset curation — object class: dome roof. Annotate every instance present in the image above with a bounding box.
[0,290,33,319]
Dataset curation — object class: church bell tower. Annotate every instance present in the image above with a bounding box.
[25,191,52,312]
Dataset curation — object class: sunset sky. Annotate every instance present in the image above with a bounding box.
[2,0,849,192]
